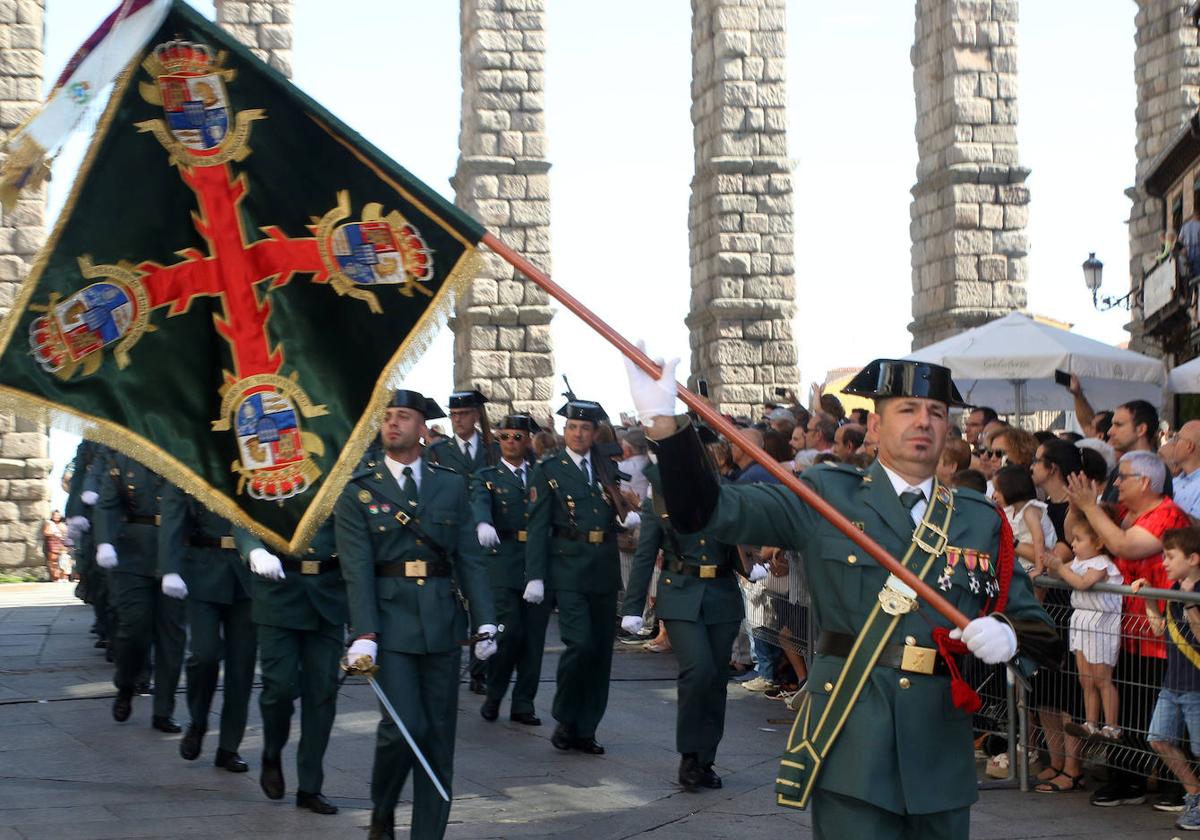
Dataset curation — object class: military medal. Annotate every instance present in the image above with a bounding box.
[381,503,391,513]
[979,552,996,598]
[358,489,372,503]
[368,504,378,515]
[963,549,981,594]
[938,547,960,592]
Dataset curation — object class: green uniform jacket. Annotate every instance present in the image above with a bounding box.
[525,450,623,593]
[469,461,533,591]
[64,441,100,519]
[334,456,495,654]
[93,453,165,578]
[426,436,499,477]
[158,484,251,605]
[621,466,743,625]
[235,520,349,631]
[688,456,1051,815]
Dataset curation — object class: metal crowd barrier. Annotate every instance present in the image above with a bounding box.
[741,565,1200,793]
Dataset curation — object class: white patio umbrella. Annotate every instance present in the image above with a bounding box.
[1169,355,1200,393]
[904,312,1166,417]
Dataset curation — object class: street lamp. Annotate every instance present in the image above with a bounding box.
[1082,251,1133,311]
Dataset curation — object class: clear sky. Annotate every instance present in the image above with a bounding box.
[39,0,1138,503]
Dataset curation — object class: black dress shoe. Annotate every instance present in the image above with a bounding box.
[260,757,285,800]
[367,819,394,839]
[214,748,249,773]
[678,753,702,791]
[551,723,574,751]
[134,680,152,697]
[296,790,339,815]
[151,715,181,733]
[573,737,605,755]
[699,763,723,789]
[179,726,205,760]
[510,711,542,726]
[480,698,500,721]
[469,676,487,695]
[112,690,133,723]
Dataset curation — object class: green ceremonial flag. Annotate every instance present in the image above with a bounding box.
[0,0,486,553]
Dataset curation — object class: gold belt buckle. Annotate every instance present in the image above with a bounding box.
[900,645,936,675]
[300,559,320,575]
[517,530,528,542]
[699,565,717,579]
[395,510,411,525]
[588,530,605,544]
[405,560,428,577]
[220,536,236,550]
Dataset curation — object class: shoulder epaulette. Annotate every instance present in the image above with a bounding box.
[427,461,459,474]
[807,461,867,480]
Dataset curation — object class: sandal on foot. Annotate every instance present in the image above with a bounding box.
[1036,766,1065,783]
[1035,772,1085,793]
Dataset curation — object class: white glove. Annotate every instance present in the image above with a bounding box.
[67,515,90,533]
[96,543,118,569]
[249,547,286,580]
[476,522,500,548]
[161,573,188,599]
[346,638,378,671]
[523,579,544,604]
[474,624,499,660]
[950,616,1017,664]
[623,339,679,422]
[620,510,641,529]
[81,490,99,506]
[621,615,644,635]
[748,563,769,582]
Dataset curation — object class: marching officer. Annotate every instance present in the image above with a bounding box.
[64,440,106,649]
[625,355,1058,839]
[236,518,347,815]
[427,388,499,694]
[471,413,551,726]
[337,389,497,840]
[158,484,256,772]
[620,455,744,791]
[93,452,186,731]
[525,397,640,755]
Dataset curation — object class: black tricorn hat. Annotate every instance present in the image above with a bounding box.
[448,389,487,410]
[499,413,542,433]
[842,359,968,407]
[388,389,446,419]
[556,399,608,424]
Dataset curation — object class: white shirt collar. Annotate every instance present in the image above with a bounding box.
[384,454,422,490]
[458,431,480,455]
[566,448,590,469]
[502,458,527,478]
[878,461,934,500]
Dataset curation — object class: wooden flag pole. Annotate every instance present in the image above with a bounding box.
[481,232,969,629]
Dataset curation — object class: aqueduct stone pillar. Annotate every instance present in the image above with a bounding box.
[687,0,798,418]
[0,0,53,577]
[909,0,1029,349]
[451,0,554,423]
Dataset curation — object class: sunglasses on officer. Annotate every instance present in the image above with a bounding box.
[497,432,526,442]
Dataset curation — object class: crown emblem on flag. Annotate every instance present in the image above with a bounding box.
[154,39,213,74]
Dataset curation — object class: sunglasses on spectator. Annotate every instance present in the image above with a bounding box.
[981,448,1007,459]
[1113,471,1144,483]
[497,432,526,442]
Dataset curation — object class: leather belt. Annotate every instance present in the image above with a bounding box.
[124,513,160,526]
[552,526,614,544]
[496,529,528,543]
[281,556,340,576]
[375,559,451,578]
[816,631,951,677]
[665,556,731,579]
[188,535,236,550]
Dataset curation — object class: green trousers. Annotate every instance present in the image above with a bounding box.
[811,788,970,840]
[552,589,617,739]
[664,618,739,764]
[185,597,256,752]
[485,586,552,715]
[371,648,462,840]
[257,621,342,794]
[111,571,185,718]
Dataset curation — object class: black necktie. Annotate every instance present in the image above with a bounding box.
[580,457,591,485]
[464,440,472,460]
[402,466,419,506]
[899,488,925,511]
[516,466,526,489]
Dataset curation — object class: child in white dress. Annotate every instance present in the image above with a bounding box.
[992,465,1055,578]
[1052,518,1123,740]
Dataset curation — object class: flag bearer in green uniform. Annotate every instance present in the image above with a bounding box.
[94,453,185,731]
[620,455,744,791]
[337,389,497,840]
[159,484,257,772]
[427,388,500,695]
[236,518,347,815]
[472,413,551,726]
[625,354,1059,840]
[525,397,641,755]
